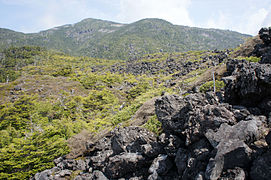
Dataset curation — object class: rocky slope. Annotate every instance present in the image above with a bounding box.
[250,27,271,64]
[31,29,271,180]
[0,18,250,59]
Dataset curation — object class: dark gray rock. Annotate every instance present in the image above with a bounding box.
[181,139,213,179]
[89,126,161,172]
[205,157,224,180]
[205,118,263,148]
[205,140,251,180]
[260,50,271,64]
[74,173,93,180]
[175,148,189,175]
[205,139,252,180]
[92,170,108,180]
[155,95,187,134]
[162,134,183,157]
[219,167,246,180]
[232,106,250,121]
[224,59,271,114]
[59,169,72,177]
[204,117,264,180]
[148,154,173,176]
[110,126,159,155]
[90,150,113,170]
[74,171,108,180]
[250,27,271,64]
[250,151,271,180]
[265,131,271,147]
[259,98,271,115]
[259,27,271,45]
[217,140,252,169]
[195,172,205,180]
[14,85,22,91]
[34,169,53,180]
[155,93,235,145]
[104,152,145,179]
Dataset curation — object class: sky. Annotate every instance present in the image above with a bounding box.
[0,0,271,35]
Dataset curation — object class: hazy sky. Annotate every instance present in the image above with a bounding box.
[0,0,271,35]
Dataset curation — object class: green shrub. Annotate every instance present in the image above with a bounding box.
[142,115,162,135]
[127,81,150,100]
[236,56,260,63]
[52,66,73,77]
[111,103,141,125]
[0,46,44,82]
[199,80,225,92]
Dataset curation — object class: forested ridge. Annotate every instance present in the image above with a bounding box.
[0,18,250,60]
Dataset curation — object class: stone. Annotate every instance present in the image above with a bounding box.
[219,167,246,180]
[205,157,224,180]
[59,169,72,177]
[104,152,145,179]
[175,148,189,175]
[14,85,22,91]
[155,93,230,145]
[259,27,271,45]
[250,151,271,180]
[205,118,263,148]
[224,59,271,111]
[217,140,252,169]
[92,170,108,180]
[265,131,271,147]
[90,150,113,169]
[110,126,158,155]
[34,170,52,180]
[149,154,173,176]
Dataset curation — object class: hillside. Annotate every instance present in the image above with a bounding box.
[28,28,271,180]
[0,30,265,178]
[0,44,232,178]
[0,18,250,59]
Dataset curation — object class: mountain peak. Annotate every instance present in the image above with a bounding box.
[0,18,250,59]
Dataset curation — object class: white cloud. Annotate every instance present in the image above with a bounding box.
[262,8,271,27]
[200,5,271,35]
[237,8,269,35]
[206,12,230,30]
[0,0,36,5]
[116,0,193,26]
[31,0,102,31]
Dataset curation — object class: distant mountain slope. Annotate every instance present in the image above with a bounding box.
[0,18,250,59]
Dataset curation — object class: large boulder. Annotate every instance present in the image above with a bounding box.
[205,117,264,148]
[224,59,271,114]
[104,152,146,179]
[204,116,266,180]
[250,27,271,64]
[259,27,271,45]
[110,126,161,157]
[155,93,236,145]
[148,154,173,179]
[250,151,271,180]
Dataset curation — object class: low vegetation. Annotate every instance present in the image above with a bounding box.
[0,44,254,179]
[199,80,225,92]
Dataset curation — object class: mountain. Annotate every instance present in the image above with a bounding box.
[0,18,250,59]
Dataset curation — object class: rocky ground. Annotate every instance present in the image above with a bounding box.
[32,28,271,180]
[108,50,228,77]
